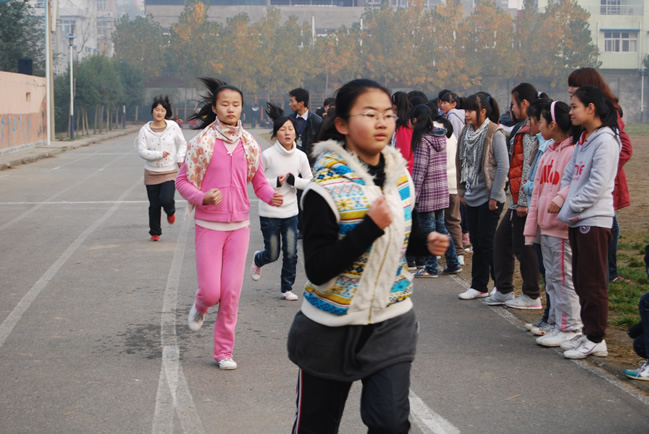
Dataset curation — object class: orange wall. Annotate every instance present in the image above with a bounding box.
[0,72,47,152]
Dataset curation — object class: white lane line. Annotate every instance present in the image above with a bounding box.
[0,153,130,233]
[0,201,178,205]
[51,152,97,170]
[0,179,141,351]
[152,218,205,434]
[409,390,460,434]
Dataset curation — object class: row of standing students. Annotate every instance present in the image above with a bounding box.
[421,72,629,361]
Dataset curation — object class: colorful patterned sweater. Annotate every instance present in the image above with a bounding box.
[300,140,416,326]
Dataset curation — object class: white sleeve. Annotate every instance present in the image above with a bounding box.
[136,126,163,161]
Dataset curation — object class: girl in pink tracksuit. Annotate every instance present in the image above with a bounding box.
[176,78,283,370]
[524,101,581,347]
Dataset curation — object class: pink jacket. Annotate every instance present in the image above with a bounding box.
[524,137,575,243]
[176,138,276,222]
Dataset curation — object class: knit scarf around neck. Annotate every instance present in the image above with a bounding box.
[460,118,490,192]
[184,118,260,213]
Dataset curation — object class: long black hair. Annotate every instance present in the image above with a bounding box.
[151,95,173,119]
[571,85,619,138]
[465,92,500,124]
[266,102,297,140]
[318,79,392,143]
[188,77,244,130]
[410,104,453,152]
[391,91,411,130]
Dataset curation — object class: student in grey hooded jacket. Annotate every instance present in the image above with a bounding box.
[557,85,621,361]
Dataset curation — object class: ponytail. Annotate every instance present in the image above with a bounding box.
[465,92,500,124]
[188,77,244,130]
[266,102,297,140]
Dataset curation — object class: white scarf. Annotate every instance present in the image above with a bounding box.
[460,118,490,192]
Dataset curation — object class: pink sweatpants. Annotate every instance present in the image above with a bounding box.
[194,224,250,361]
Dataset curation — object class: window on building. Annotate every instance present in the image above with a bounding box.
[60,19,75,35]
[603,31,638,52]
[601,0,621,14]
[98,0,106,10]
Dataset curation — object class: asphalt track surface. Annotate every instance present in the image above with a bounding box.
[0,129,648,433]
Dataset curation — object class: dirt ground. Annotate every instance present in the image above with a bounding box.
[455,132,649,391]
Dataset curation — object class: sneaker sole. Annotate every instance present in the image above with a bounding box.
[625,373,649,381]
[505,304,543,310]
[459,293,489,300]
[563,350,608,359]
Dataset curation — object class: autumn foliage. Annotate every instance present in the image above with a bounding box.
[113,0,598,97]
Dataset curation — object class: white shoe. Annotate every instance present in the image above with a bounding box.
[625,360,649,381]
[537,329,580,347]
[560,334,585,350]
[530,322,553,336]
[484,290,514,306]
[250,251,262,281]
[217,358,238,370]
[504,294,542,310]
[458,288,489,300]
[458,255,465,266]
[563,337,608,359]
[282,291,298,301]
[525,318,545,331]
[187,303,205,332]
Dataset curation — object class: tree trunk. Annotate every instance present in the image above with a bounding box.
[135,105,139,123]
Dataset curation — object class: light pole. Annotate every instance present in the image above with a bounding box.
[66,33,75,140]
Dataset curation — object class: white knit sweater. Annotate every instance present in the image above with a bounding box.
[258,140,313,218]
[136,120,187,172]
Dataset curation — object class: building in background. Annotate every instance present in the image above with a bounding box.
[29,0,117,74]
[537,0,648,72]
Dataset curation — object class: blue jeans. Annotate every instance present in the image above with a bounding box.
[255,216,298,293]
[418,210,460,274]
[633,292,649,359]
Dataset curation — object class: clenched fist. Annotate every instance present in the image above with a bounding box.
[426,232,450,256]
[367,196,393,229]
[202,188,222,206]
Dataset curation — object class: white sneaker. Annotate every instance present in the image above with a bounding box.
[282,291,298,301]
[530,321,553,336]
[217,358,238,370]
[563,337,608,359]
[625,360,649,381]
[458,255,465,266]
[458,288,489,300]
[250,251,262,281]
[537,329,579,347]
[484,290,514,306]
[525,318,545,331]
[187,303,205,332]
[504,294,542,310]
[560,334,585,350]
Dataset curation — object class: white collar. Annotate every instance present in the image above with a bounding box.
[298,110,309,121]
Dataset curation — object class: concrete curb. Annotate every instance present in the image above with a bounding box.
[0,126,140,171]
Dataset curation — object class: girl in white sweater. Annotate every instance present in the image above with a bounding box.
[250,103,313,300]
[136,96,187,241]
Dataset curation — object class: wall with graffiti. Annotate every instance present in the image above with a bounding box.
[0,72,47,154]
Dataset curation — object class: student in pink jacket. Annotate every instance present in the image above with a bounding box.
[176,78,283,370]
[524,101,581,348]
